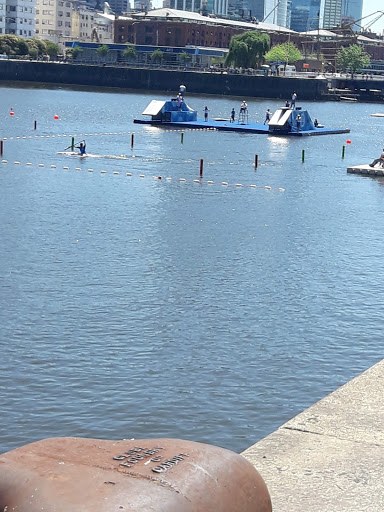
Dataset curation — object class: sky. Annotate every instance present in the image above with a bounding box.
[362,0,384,34]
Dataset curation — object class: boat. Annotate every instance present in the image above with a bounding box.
[134,88,350,136]
[371,113,384,117]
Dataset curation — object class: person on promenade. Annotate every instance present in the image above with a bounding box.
[264,108,271,124]
[203,106,209,122]
[230,108,236,123]
[290,92,297,109]
[369,149,384,167]
[285,100,290,107]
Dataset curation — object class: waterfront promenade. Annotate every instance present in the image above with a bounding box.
[242,359,384,511]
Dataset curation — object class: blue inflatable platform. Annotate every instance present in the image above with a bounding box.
[134,96,350,136]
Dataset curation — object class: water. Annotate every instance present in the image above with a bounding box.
[1,83,383,455]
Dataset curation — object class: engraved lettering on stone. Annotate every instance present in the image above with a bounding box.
[113,447,164,466]
[151,453,189,473]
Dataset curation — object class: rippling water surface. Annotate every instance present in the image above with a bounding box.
[1,83,383,454]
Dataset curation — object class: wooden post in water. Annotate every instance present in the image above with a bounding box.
[302,149,305,163]
[254,154,258,169]
[34,120,37,130]
[0,139,3,156]
[131,133,134,149]
[181,131,184,144]
[200,158,204,178]
[342,145,345,158]
[71,137,75,151]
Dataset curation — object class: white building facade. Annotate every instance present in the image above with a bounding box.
[0,0,35,37]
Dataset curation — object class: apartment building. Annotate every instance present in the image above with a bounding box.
[35,0,73,40]
[0,0,35,37]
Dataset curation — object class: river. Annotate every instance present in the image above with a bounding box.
[0,83,383,455]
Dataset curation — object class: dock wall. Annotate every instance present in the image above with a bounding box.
[0,61,327,100]
[242,359,384,511]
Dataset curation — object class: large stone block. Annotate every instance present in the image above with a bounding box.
[0,437,271,512]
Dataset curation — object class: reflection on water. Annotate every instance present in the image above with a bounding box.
[0,84,383,455]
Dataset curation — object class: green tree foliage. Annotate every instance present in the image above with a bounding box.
[225,31,270,68]
[335,44,370,75]
[69,46,83,60]
[180,51,191,64]
[96,44,110,58]
[45,41,60,59]
[28,39,47,57]
[0,35,22,56]
[264,42,302,64]
[17,39,29,56]
[123,44,136,61]
[151,49,164,63]
[28,46,38,60]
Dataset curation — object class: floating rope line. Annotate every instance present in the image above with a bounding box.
[1,127,216,141]
[0,159,284,191]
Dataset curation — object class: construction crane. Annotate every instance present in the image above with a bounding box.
[340,10,384,33]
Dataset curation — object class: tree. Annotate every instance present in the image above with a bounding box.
[0,35,21,56]
[225,31,270,69]
[123,44,136,62]
[264,42,302,64]
[17,39,29,56]
[180,51,191,65]
[96,44,110,60]
[28,46,38,60]
[45,41,60,59]
[27,39,47,58]
[69,46,83,60]
[335,44,370,76]
[151,49,164,64]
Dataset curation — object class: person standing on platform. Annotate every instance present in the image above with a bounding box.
[203,106,209,122]
[290,92,297,109]
[264,108,271,124]
[296,114,301,133]
[230,108,236,123]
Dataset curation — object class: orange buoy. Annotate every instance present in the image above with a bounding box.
[54,114,59,120]
[10,111,14,116]
[346,139,351,144]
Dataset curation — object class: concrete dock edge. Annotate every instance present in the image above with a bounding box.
[242,359,384,511]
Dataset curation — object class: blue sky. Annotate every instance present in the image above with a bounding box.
[362,1,384,33]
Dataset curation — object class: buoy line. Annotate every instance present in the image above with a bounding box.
[0,159,284,191]
[1,127,216,141]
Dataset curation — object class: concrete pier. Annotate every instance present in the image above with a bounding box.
[347,164,384,176]
[242,359,384,512]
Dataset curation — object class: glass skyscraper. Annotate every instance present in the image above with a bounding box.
[341,0,363,29]
[323,0,342,29]
[289,0,323,32]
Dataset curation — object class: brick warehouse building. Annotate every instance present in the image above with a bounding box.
[114,8,299,49]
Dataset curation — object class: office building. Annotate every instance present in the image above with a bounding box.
[169,0,228,17]
[341,0,363,30]
[289,0,323,32]
[107,0,130,14]
[322,0,341,29]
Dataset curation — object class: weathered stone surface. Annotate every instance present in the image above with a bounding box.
[242,359,384,512]
[0,437,271,512]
